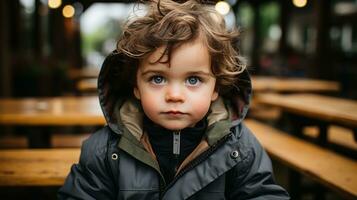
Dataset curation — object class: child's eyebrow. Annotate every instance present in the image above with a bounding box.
[140,70,214,77]
[186,71,215,77]
[140,70,166,76]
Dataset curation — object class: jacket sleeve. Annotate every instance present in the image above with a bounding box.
[226,125,290,200]
[58,128,117,200]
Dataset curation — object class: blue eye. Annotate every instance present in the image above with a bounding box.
[150,76,165,84]
[186,76,200,86]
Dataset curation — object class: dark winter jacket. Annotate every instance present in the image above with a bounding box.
[58,51,290,200]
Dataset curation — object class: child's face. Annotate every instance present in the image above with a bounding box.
[134,38,218,130]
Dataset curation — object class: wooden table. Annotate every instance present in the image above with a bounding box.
[0,96,105,147]
[255,93,357,144]
[0,96,105,126]
[68,68,100,80]
[76,78,97,93]
[0,148,80,186]
[252,76,340,93]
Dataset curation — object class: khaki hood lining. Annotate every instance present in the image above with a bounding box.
[118,96,229,142]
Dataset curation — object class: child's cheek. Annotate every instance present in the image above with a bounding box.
[141,96,160,116]
[191,98,211,119]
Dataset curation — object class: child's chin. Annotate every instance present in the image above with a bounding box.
[160,122,190,131]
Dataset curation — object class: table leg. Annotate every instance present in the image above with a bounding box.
[279,113,304,137]
[315,184,326,200]
[27,127,51,148]
[288,169,301,200]
[317,123,328,147]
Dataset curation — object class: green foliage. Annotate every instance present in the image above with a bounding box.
[237,3,254,28]
[81,18,122,57]
[259,2,280,37]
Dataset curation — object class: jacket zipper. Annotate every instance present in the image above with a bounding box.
[173,131,181,158]
[159,130,181,199]
[160,132,233,198]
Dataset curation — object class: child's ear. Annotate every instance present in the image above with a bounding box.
[211,90,218,101]
[133,87,141,100]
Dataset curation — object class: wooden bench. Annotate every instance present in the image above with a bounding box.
[254,93,357,145]
[252,76,340,93]
[76,78,97,94]
[0,135,28,149]
[303,126,357,151]
[248,99,281,122]
[51,133,91,148]
[0,148,80,186]
[0,133,90,149]
[245,119,357,199]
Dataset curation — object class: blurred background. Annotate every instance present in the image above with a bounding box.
[0,0,356,199]
[1,0,357,98]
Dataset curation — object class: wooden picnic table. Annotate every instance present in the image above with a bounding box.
[0,96,105,126]
[0,96,105,147]
[68,68,100,80]
[255,93,357,144]
[76,78,97,93]
[0,148,80,186]
[252,76,340,93]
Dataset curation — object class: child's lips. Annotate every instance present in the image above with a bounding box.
[163,111,185,115]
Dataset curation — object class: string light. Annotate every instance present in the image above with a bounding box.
[215,1,230,16]
[292,0,307,8]
[62,5,75,18]
[48,0,61,9]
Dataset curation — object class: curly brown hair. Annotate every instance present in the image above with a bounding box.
[116,0,246,92]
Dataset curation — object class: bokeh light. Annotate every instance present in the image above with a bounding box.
[215,1,230,16]
[48,0,62,9]
[63,5,75,18]
[292,0,307,8]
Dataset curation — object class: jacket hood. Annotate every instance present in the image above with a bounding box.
[97,50,252,138]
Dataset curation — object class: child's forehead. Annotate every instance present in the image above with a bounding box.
[140,38,210,68]
[146,46,168,64]
[138,60,213,77]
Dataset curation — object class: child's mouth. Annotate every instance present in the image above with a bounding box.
[163,111,185,115]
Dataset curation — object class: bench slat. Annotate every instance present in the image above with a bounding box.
[245,119,357,199]
[51,133,91,148]
[304,126,357,151]
[0,149,80,186]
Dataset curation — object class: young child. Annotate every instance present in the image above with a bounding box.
[59,0,289,199]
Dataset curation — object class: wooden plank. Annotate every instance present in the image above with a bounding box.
[304,126,357,151]
[76,78,97,93]
[68,68,99,80]
[252,76,340,93]
[0,135,28,148]
[249,99,281,121]
[0,96,105,126]
[0,148,80,186]
[51,133,90,148]
[255,93,357,127]
[245,119,357,199]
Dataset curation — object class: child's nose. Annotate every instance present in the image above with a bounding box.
[165,84,185,103]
